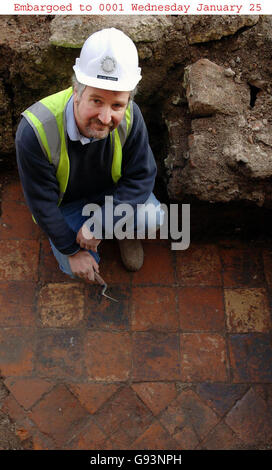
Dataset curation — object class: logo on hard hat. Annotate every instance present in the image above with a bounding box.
[101,56,116,74]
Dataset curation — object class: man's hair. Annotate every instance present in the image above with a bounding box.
[72,74,138,101]
[72,74,87,99]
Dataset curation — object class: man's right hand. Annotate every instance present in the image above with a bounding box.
[68,250,99,282]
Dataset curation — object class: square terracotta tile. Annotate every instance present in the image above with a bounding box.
[0,240,40,281]
[38,283,85,328]
[132,332,180,381]
[0,282,36,327]
[132,243,175,285]
[95,386,153,444]
[30,384,88,447]
[130,286,179,331]
[220,246,265,287]
[175,244,222,286]
[160,389,219,445]
[224,288,271,333]
[178,287,225,331]
[225,387,272,447]
[0,327,35,376]
[229,333,272,383]
[84,331,131,381]
[86,285,130,330]
[36,330,84,378]
[0,200,41,240]
[180,333,228,382]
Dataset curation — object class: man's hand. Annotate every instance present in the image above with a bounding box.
[68,250,99,281]
[76,225,101,252]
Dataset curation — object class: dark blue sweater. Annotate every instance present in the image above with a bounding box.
[15,101,157,255]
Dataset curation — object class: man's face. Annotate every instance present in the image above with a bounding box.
[73,86,130,140]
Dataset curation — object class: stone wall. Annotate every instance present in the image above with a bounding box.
[1,15,272,207]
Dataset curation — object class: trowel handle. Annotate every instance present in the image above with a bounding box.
[94,272,106,286]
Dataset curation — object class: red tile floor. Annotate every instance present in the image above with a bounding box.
[0,178,272,450]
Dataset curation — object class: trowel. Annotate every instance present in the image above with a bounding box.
[94,272,118,302]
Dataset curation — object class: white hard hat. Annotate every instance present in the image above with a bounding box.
[73,28,142,92]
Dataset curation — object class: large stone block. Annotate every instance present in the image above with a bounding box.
[177,15,259,44]
[166,109,272,206]
[183,58,250,116]
[49,15,172,47]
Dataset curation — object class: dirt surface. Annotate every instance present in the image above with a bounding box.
[0,377,26,449]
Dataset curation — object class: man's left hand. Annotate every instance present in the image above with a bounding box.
[76,225,101,252]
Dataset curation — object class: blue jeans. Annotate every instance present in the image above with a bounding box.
[50,192,164,278]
